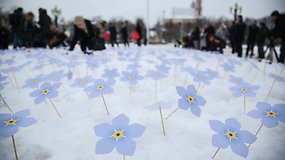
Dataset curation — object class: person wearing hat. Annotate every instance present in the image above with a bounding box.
[69,16,95,54]
[271,11,285,63]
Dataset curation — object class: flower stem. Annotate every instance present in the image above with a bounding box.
[130,85,132,96]
[123,154,125,160]
[197,82,201,93]
[0,93,14,114]
[155,80,157,100]
[8,74,15,88]
[12,72,20,92]
[165,107,179,120]
[248,124,263,148]
[49,98,63,120]
[265,79,276,102]
[215,60,220,72]
[244,95,246,114]
[12,135,18,160]
[196,62,200,70]
[212,147,220,159]
[101,93,110,115]
[184,72,188,87]
[85,91,90,100]
[159,106,166,136]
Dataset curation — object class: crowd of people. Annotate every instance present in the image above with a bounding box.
[179,11,284,64]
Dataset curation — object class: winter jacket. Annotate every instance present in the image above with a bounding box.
[247,24,259,44]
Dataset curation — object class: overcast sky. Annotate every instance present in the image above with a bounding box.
[1,0,285,26]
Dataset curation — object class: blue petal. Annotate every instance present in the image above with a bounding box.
[125,123,145,138]
[247,110,262,119]
[112,114,130,129]
[94,123,114,137]
[190,106,201,117]
[47,91,58,98]
[196,95,206,106]
[176,86,187,97]
[178,98,190,110]
[261,117,279,128]
[29,90,41,97]
[116,138,136,156]
[245,91,256,97]
[230,141,248,158]
[256,102,271,110]
[0,113,12,121]
[95,137,116,154]
[16,118,37,127]
[212,134,229,149]
[274,104,285,114]
[209,120,226,134]
[232,91,243,97]
[102,87,114,94]
[238,130,257,144]
[0,126,19,138]
[35,96,46,104]
[225,118,241,130]
[51,83,61,90]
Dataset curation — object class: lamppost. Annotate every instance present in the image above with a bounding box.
[51,6,61,28]
[229,3,242,21]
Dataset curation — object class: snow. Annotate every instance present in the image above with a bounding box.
[0,44,285,160]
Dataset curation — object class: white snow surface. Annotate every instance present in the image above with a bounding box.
[0,45,285,160]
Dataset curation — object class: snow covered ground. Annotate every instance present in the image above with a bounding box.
[0,44,285,160]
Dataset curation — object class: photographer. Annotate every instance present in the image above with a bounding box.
[271,11,285,64]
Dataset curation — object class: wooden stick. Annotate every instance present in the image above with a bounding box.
[155,80,158,100]
[12,135,18,160]
[165,107,179,120]
[85,91,90,100]
[0,93,14,114]
[197,82,201,93]
[101,93,110,115]
[196,62,200,70]
[123,154,125,160]
[263,61,267,81]
[174,64,178,82]
[12,72,20,92]
[159,106,166,136]
[265,79,276,102]
[244,95,246,114]
[8,74,15,88]
[130,85,132,96]
[248,124,263,148]
[215,60,220,72]
[227,95,232,104]
[221,71,227,83]
[212,147,220,159]
[184,72,188,87]
[48,98,63,120]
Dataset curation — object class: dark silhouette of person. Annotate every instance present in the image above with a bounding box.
[256,22,269,60]
[20,12,35,48]
[271,11,285,64]
[120,21,129,47]
[234,15,246,57]
[109,23,119,47]
[228,21,236,54]
[246,20,259,58]
[38,8,52,48]
[9,8,24,49]
[135,22,142,46]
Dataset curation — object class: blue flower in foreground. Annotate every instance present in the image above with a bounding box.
[101,68,120,80]
[193,71,211,85]
[84,79,113,98]
[268,73,285,82]
[247,102,285,128]
[71,76,94,88]
[221,63,235,72]
[146,70,167,80]
[229,83,260,97]
[94,114,145,155]
[0,74,7,82]
[205,69,221,80]
[0,82,9,90]
[29,82,61,104]
[156,64,170,73]
[126,63,142,71]
[209,118,257,158]
[44,70,65,82]
[120,71,144,85]
[176,85,206,117]
[22,74,43,88]
[0,109,37,138]
[228,75,245,85]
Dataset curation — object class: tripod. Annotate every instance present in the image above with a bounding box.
[264,40,279,64]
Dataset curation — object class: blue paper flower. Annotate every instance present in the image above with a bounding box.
[71,76,94,88]
[229,83,260,97]
[247,102,285,128]
[101,69,120,80]
[209,118,257,158]
[29,82,61,104]
[228,75,245,85]
[0,109,37,138]
[205,69,221,80]
[86,59,99,70]
[126,63,142,71]
[268,73,285,82]
[94,114,145,155]
[2,66,22,73]
[120,71,144,85]
[221,63,235,73]
[181,66,195,75]
[0,74,7,82]
[193,71,211,85]
[44,70,65,82]
[84,79,114,98]
[22,74,44,88]
[176,85,206,117]
[146,70,167,80]
[155,64,170,74]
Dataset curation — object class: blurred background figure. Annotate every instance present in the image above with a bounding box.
[69,16,95,54]
[192,26,200,49]
[135,21,142,46]
[246,20,259,58]
[9,7,23,50]
[95,21,106,50]
[38,8,52,48]
[20,12,35,48]
[0,22,10,49]
[120,21,129,47]
[227,21,236,54]
[234,15,246,57]
[109,22,119,47]
[271,11,285,64]
[256,22,269,61]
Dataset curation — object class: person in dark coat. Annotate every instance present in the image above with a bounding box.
[192,26,200,49]
[271,11,285,64]
[234,15,246,57]
[69,16,95,54]
[0,22,10,50]
[256,22,269,60]
[135,22,142,47]
[228,21,236,54]
[120,21,129,47]
[38,8,52,48]
[9,8,24,49]
[246,20,259,58]
[20,12,35,48]
[109,23,119,47]
[204,23,215,51]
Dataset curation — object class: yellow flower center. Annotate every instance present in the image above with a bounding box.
[42,89,49,95]
[132,65,136,68]
[32,80,37,84]
[113,130,124,139]
[188,96,194,102]
[154,73,159,76]
[210,73,214,75]
[129,75,134,79]
[50,75,55,78]
[226,131,236,139]
[236,80,240,83]
[241,88,247,92]
[80,80,86,83]
[108,72,113,76]
[267,111,276,117]
[10,69,15,71]
[199,76,204,79]
[226,66,230,69]
[186,68,191,71]
[161,67,165,70]
[97,85,104,90]
[6,119,16,125]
